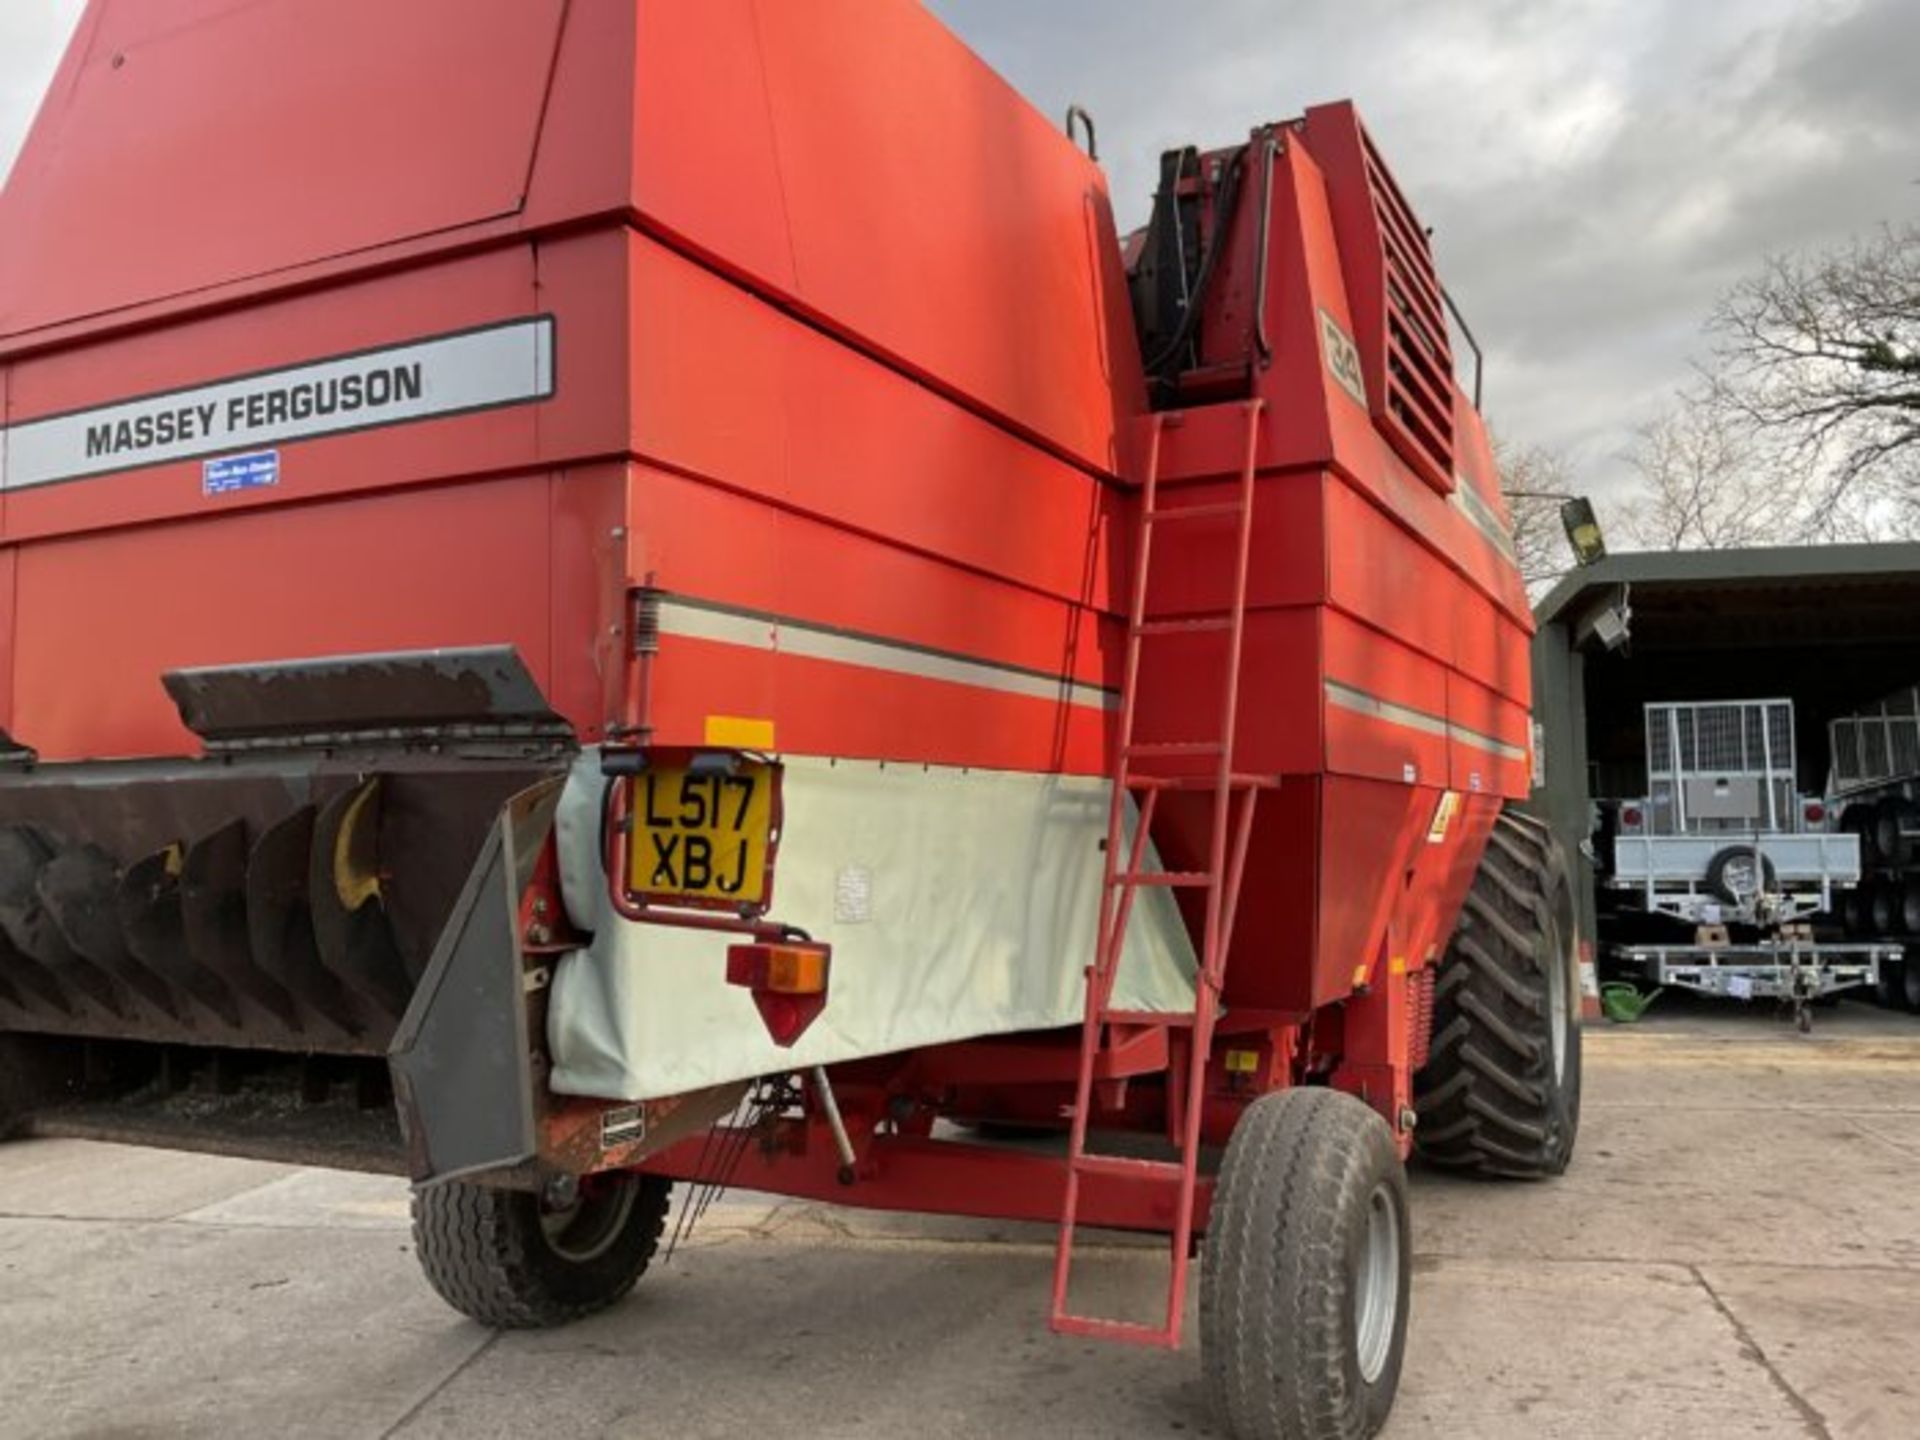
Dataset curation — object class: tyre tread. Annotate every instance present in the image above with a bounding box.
[412,1175,671,1329]
[1413,809,1579,1179]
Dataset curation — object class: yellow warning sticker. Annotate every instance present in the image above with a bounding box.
[1427,790,1461,843]
[1224,1049,1260,1075]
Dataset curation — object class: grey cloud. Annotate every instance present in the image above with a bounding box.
[0,2,86,185]
[933,0,1920,498]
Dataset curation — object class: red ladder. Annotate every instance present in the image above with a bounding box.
[1050,398,1270,1348]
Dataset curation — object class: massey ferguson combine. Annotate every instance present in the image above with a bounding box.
[0,4,1578,1436]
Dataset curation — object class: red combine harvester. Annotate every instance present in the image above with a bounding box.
[0,4,1578,1436]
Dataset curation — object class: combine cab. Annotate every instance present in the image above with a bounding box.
[0,4,1578,1435]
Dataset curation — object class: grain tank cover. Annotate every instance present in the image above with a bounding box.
[0,0,567,335]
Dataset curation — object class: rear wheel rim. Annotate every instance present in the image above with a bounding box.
[539,1176,638,1263]
[1546,929,1570,1085]
[1723,856,1759,901]
[1353,1183,1401,1385]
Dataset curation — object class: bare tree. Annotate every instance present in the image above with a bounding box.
[1616,399,1808,550]
[1491,435,1577,589]
[1709,223,1920,528]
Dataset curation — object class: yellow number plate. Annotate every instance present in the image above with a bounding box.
[629,761,777,907]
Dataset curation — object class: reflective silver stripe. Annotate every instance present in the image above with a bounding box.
[1326,679,1447,738]
[1325,679,1527,762]
[1452,476,1518,562]
[657,598,1118,712]
[1450,718,1529,763]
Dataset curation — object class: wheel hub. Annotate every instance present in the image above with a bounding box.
[539,1174,639,1263]
[1353,1182,1401,1385]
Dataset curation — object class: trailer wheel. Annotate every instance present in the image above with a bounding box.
[1901,881,1920,935]
[1873,800,1918,870]
[1874,955,1903,1009]
[412,1171,671,1329]
[1201,1087,1409,1440]
[1841,887,1870,938]
[1415,810,1580,1178]
[1840,803,1877,868]
[1869,878,1903,937]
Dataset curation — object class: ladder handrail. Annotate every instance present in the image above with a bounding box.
[1051,398,1267,1349]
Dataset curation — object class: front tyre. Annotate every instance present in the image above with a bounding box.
[412,1171,672,1328]
[1415,808,1581,1178]
[1202,1088,1411,1440]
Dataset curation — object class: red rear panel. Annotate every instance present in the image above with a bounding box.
[0,0,567,335]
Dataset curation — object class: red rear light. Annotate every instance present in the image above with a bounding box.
[727,941,832,1046]
[1804,801,1826,826]
[1620,805,1643,830]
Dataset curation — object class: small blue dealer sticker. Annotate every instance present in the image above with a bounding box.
[203,449,279,496]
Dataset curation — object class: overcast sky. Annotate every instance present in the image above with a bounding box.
[6,0,1916,499]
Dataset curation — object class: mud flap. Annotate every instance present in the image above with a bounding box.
[388,778,562,1186]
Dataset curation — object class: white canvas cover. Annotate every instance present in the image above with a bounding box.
[547,754,1199,1101]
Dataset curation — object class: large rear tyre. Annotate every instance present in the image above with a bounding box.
[412,1171,672,1328]
[1415,809,1581,1178]
[1202,1088,1411,1440]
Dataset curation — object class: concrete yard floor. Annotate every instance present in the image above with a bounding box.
[2,1001,1917,1438]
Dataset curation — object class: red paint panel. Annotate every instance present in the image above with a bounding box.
[11,475,554,760]
[1182,775,1320,1013]
[1130,608,1322,780]
[1325,478,1459,671]
[1137,465,1326,620]
[625,466,1117,693]
[0,0,565,336]
[1314,776,1433,1006]
[630,234,1123,611]
[632,0,796,292]
[1322,608,1449,720]
[650,635,1108,774]
[548,463,630,748]
[1446,670,1532,800]
[745,0,1140,475]
[1323,610,1450,787]
[1452,599,1532,713]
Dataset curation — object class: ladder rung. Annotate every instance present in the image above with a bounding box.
[1052,1313,1181,1348]
[1124,741,1224,758]
[1072,1153,1185,1181]
[1126,773,1277,792]
[1135,617,1232,637]
[1144,501,1244,524]
[1114,870,1212,889]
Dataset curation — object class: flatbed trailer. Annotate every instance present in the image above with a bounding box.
[1618,939,1893,1011]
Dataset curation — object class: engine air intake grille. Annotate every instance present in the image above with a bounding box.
[1359,129,1456,489]
[1304,102,1459,494]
